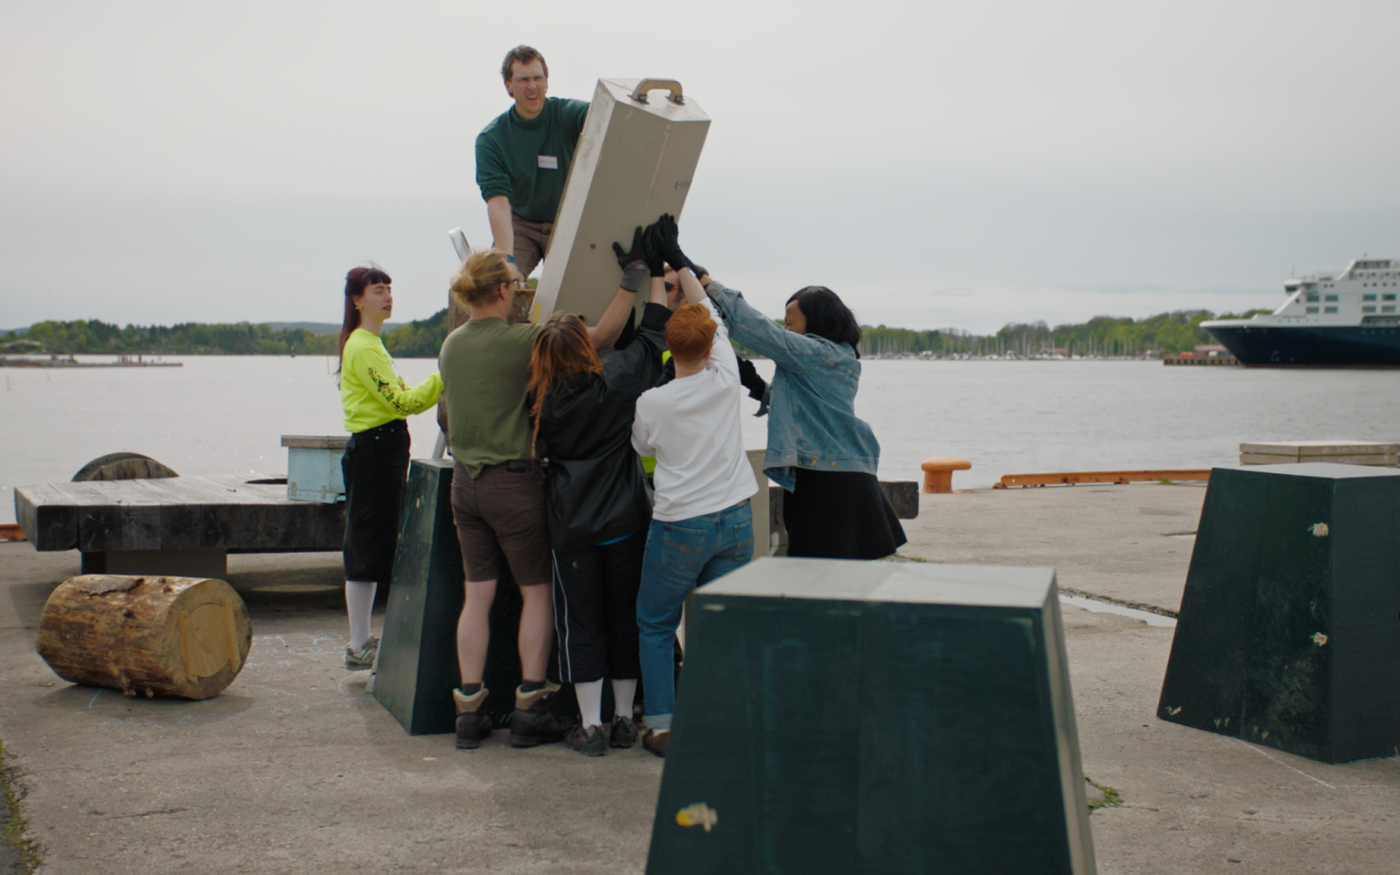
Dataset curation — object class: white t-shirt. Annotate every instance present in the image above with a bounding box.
[632,299,758,522]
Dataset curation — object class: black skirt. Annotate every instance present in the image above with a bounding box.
[341,419,410,584]
[782,468,907,560]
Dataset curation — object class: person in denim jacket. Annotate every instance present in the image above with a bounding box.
[688,227,906,559]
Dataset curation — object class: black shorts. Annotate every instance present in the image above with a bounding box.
[341,419,410,584]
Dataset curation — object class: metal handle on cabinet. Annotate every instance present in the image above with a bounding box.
[629,79,685,105]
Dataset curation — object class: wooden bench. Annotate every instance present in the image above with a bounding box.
[1240,440,1398,467]
[14,474,346,577]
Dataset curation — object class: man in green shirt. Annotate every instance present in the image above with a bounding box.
[476,45,590,280]
[440,246,642,751]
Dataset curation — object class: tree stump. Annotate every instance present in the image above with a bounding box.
[36,575,252,700]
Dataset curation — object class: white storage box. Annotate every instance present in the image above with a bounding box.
[533,78,710,324]
[281,435,349,503]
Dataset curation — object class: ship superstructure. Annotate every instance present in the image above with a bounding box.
[1201,257,1400,366]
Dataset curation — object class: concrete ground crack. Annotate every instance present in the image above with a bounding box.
[1059,586,1179,619]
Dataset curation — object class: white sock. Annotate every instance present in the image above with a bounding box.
[575,679,604,729]
[611,678,638,721]
[345,580,377,650]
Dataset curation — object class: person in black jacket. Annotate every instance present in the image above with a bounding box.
[525,236,671,757]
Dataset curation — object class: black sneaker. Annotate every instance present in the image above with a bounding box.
[609,715,639,749]
[453,688,491,750]
[565,723,607,757]
[509,682,568,748]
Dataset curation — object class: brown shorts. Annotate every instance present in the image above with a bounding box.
[511,214,553,279]
[450,461,552,586]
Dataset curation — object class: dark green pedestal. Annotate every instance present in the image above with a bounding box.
[375,459,573,734]
[648,558,1095,875]
[1158,463,1400,764]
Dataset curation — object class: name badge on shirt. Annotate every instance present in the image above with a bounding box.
[537,155,559,170]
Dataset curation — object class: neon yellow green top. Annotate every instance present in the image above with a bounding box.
[340,328,443,433]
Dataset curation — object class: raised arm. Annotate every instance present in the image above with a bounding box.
[486,197,515,268]
[587,286,638,349]
[705,280,828,375]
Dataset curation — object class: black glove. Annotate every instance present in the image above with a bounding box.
[655,213,692,274]
[641,221,667,277]
[737,358,768,402]
[612,226,645,270]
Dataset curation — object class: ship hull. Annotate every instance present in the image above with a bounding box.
[1204,324,1400,367]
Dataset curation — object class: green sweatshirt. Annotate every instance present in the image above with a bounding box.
[475,97,590,223]
[340,328,443,433]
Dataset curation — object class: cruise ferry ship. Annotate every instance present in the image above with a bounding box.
[1201,257,1400,366]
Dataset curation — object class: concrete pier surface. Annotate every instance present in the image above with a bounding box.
[2,482,1397,874]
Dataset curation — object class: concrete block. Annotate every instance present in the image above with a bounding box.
[1158,463,1400,763]
[648,558,1095,874]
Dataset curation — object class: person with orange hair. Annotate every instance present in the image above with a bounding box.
[525,229,671,756]
[630,236,758,758]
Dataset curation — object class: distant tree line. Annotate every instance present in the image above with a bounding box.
[5,306,1273,360]
[10,320,338,356]
[862,308,1272,357]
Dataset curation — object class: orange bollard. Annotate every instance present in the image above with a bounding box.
[921,456,971,493]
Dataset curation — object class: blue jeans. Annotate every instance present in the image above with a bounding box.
[637,500,754,731]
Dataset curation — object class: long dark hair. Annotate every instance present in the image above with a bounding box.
[526,312,602,448]
[339,266,392,360]
[787,286,861,357]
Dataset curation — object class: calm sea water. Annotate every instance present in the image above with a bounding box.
[3,355,1397,526]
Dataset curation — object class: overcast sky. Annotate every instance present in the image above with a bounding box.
[3,0,1397,335]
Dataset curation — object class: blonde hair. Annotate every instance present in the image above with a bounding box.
[666,303,716,366]
[450,249,519,307]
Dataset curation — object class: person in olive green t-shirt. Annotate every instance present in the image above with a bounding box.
[438,246,641,750]
[476,44,589,281]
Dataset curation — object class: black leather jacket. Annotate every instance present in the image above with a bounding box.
[534,302,670,551]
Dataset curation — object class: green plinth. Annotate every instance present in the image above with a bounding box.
[647,558,1095,875]
[375,459,572,734]
[1158,463,1400,764]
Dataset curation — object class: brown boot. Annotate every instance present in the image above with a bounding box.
[508,681,568,748]
[453,687,491,750]
[642,728,669,758]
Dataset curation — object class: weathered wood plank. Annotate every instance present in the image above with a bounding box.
[281,435,349,450]
[46,482,127,553]
[23,475,346,554]
[15,484,78,550]
[120,500,164,551]
[202,475,284,502]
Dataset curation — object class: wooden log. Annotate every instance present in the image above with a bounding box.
[72,452,178,482]
[36,574,252,700]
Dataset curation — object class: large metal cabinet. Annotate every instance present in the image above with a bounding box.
[533,78,710,324]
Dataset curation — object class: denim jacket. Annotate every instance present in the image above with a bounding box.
[705,280,880,491]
